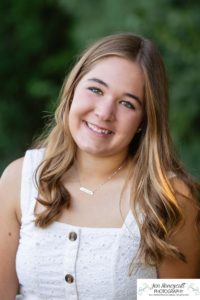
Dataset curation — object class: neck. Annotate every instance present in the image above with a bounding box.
[75,150,129,183]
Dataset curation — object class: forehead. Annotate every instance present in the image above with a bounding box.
[84,56,142,77]
[81,56,144,82]
[78,56,145,96]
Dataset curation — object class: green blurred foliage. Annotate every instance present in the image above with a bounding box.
[0,0,199,178]
[0,0,75,171]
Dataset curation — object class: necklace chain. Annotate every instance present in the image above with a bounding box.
[78,163,124,196]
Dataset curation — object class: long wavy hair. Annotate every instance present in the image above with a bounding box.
[34,32,200,267]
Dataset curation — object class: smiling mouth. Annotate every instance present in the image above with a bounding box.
[84,121,114,135]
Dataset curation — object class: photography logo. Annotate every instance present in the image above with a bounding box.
[137,279,200,299]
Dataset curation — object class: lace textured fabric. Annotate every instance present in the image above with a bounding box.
[16,149,157,300]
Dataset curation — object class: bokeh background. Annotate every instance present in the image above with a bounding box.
[0,0,199,178]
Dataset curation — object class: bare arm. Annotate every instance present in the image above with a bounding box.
[158,178,200,278]
[0,158,23,299]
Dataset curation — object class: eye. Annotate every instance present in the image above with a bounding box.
[88,87,103,95]
[120,100,135,110]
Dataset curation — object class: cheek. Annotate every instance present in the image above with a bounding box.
[68,95,89,131]
[68,98,83,123]
[121,112,143,132]
[119,114,143,144]
[70,90,94,114]
[68,101,80,133]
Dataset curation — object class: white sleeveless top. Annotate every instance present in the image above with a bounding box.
[16,149,157,300]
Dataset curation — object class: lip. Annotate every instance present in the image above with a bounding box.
[83,121,114,136]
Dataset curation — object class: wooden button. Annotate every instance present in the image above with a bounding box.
[65,274,74,283]
[69,232,77,241]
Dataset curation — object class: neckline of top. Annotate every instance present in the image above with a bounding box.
[29,209,135,232]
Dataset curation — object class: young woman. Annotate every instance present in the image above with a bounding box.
[0,33,199,300]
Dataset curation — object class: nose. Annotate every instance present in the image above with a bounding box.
[94,98,115,121]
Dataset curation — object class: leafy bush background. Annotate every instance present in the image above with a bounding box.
[0,0,199,178]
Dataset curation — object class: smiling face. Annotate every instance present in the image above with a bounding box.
[68,56,145,159]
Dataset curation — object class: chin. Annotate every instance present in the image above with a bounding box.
[77,144,112,157]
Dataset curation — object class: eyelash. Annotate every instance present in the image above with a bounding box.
[87,87,135,110]
[88,87,103,95]
[120,100,135,110]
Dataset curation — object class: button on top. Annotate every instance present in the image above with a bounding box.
[65,274,74,283]
[69,231,77,241]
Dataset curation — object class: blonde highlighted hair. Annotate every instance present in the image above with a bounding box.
[34,33,200,266]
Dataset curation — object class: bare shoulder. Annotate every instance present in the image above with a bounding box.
[1,157,24,182]
[0,157,24,296]
[171,176,199,217]
[158,176,200,278]
[171,175,192,196]
[0,157,24,222]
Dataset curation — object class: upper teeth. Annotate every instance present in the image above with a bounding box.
[87,122,112,134]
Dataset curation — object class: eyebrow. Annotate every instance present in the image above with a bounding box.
[87,77,142,106]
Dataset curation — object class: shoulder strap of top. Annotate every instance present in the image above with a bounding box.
[20,148,45,221]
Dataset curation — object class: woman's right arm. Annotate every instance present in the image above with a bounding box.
[0,158,23,300]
